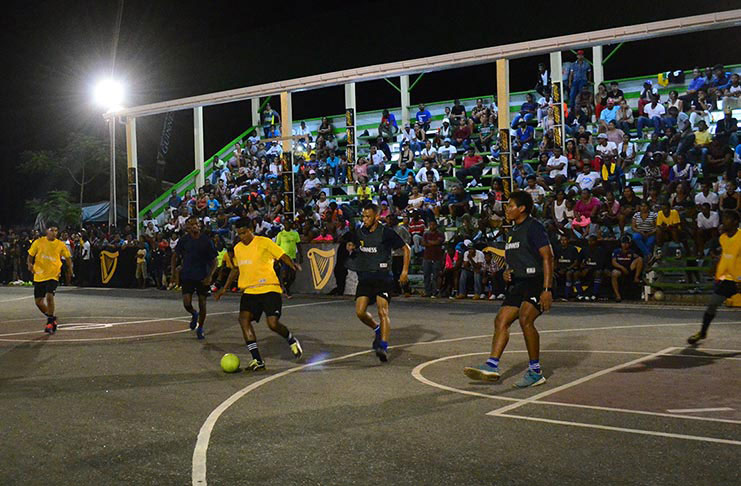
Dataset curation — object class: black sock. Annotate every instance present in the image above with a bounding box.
[45,314,53,323]
[246,341,262,361]
[286,331,296,345]
[701,312,713,335]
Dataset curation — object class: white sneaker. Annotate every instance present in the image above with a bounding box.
[479,294,487,299]
[496,294,505,300]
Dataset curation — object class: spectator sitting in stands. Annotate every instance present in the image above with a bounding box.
[656,199,685,253]
[637,81,658,116]
[436,118,453,146]
[629,201,657,259]
[481,250,505,300]
[636,95,666,139]
[594,83,609,120]
[303,170,322,193]
[368,145,387,181]
[511,93,537,129]
[438,139,457,175]
[553,234,579,300]
[608,81,624,103]
[458,147,485,188]
[476,114,496,152]
[393,162,414,187]
[416,160,440,184]
[575,234,609,301]
[599,98,619,128]
[456,240,484,300]
[378,109,398,141]
[415,103,432,131]
[450,99,467,126]
[689,89,712,130]
[610,235,642,302]
[419,141,438,169]
[453,118,472,149]
[715,107,739,148]
[722,72,741,110]
[470,98,488,125]
[513,120,535,163]
[447,184,473,221]
[695,202,719,256]
[535,62,551,97]
[691,120,712,168]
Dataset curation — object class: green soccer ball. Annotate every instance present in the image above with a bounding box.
[220,353,240,373]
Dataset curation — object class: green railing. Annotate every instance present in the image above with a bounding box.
[139,125,257,221]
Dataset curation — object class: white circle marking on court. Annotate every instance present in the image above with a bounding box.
[191,319,740,485]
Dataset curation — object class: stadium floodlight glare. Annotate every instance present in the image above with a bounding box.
[93,79,124,111]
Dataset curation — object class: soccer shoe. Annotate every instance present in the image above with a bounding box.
[196,326,205,340]
[44,323,55,334]
[189,311,199,330]
[513,369,547,388]
[375,347,389,363]
[372,334,380,351]
[290,338,303,360]
[245,359,266,371]
[687,331,706,345]
[463,363,501,382]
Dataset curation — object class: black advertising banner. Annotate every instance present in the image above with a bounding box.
[499,128,511,199]
[292,243,338,294]
[281,153,294,216]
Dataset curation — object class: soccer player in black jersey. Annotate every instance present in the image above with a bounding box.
[464,191,554,387]
[346,204,410,362]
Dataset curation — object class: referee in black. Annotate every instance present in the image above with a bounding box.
[346,203,410,363]
[464,191,553,388]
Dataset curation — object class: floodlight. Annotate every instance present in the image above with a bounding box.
[93,79,124,111]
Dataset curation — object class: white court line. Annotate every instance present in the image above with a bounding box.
[496,414,741,446]
[0,300,345,341]
[0,295,34,303]
[486,347,677,417]
[192,320,740,485]
[667,407,734,414]
[412,351,741,425]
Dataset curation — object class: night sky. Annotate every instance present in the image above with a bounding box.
[2,0,741,225]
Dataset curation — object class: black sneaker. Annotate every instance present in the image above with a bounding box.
[687,332,706,345]
[376,347,388,363]
[372,334,380,351]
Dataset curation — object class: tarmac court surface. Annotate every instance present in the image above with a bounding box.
[0,286,739,485]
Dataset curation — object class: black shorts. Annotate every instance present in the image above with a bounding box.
[503,278,543,311]
[714,280,739,298]
[181,279,211,296]
[355,278,393,305]
[33,279,58,299]
[240,292,282,321]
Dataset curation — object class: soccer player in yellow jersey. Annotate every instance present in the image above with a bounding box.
[215,218,302,371]
[26,223,73,334]
[688,210,741,345]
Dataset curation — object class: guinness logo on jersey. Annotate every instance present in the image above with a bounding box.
[360,246,378,253]
[505,242,520,250]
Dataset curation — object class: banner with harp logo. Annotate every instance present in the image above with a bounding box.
[292,244,339,294]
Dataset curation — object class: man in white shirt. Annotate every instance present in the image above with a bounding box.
[694,181,720,209]
[595,133,618,159]
[696,202,719,255]
[293,121,313,143]
[419,141,438,168]
[368,145,387,181]
[415,161,440,184]
[637,95,667,139]
[458,240,486,299]
[546,146,568,184]
[438,140,457,162]
[303,170,322,193]
[575,164,599,192]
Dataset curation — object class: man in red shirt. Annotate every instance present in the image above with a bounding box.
[421,219,445,297]
[456,147,485,188]
[408,212,426,260]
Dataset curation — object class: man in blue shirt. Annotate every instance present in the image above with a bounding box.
[681,67,707,105]
[599,98,619,126]
[207,195,220,214]
[415,103,432,131]
[513,120,535,163]
[326,149,340,184]
[511,93,538,129]
[567,50,592,109]
[393,162,414,186]
[168,189,182,209]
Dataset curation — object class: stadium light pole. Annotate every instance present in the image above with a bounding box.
[94,79,125,228]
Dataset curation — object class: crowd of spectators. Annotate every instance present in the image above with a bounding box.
[3,59,740,303]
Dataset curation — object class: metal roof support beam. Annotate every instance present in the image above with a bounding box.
[110,10,741,120]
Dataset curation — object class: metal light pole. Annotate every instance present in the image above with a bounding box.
[108,115,117,227]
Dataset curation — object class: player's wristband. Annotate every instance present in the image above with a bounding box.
[543,287,552,293]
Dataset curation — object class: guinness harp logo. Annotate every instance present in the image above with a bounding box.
[100,251,119,284]
[307,247,336,290]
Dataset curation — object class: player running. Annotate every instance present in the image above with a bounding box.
[464,191,553,387]
[688,210,741,345]
[215,218,303,371]
[171,216,218,340]
[27,222,73,334]
[346,204,410,362]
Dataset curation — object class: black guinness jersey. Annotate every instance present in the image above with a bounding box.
[346,224,405,278]
[505,217,551,279]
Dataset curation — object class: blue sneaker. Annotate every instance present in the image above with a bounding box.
[189,311,199,330]
[463,363,501,382]
[513,369,546,388]
[196,326,205,340]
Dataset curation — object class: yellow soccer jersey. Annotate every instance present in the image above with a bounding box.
[716,230,741,281]
[234,236,285,294]
[28,238,71,282]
